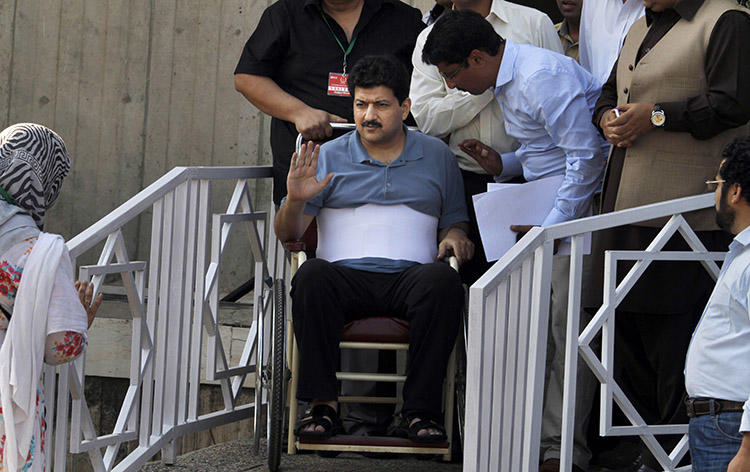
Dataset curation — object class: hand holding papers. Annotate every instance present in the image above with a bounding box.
[473,175,591,261]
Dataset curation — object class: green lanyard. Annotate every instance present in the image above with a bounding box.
[320,10,357,75]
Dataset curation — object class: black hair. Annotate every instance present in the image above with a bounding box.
[719,136,750,202]
[422,10,504,67]
[347,55,410,103]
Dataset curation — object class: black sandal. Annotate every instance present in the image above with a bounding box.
[294,404,345,439]
[389,413,447,443]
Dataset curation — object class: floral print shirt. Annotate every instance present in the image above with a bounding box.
[0,237,87,364]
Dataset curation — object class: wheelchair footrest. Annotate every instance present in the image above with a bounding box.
[297,434,449,454]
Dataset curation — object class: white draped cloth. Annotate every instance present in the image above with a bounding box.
[0,233,86,471]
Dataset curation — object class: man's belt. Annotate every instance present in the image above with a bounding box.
[685,398,745,418]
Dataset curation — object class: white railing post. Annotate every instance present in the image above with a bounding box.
[560,234,585,471]
[521,239,554,471]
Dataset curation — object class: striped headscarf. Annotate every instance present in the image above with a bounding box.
[0,124,71,229]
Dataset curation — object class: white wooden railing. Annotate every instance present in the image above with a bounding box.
[41,166,282,471]
[465,193,723,472]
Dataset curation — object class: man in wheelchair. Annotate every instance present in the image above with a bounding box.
[274,54,473,443]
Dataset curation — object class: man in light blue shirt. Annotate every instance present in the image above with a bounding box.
[421,9,608,228]
[422,11,607,472]
[684,137,750,472]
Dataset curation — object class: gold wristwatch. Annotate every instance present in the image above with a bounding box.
[651,104,666,127]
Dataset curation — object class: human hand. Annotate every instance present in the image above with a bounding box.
[294,107,347,140]
[75,280,103,329]
[286,142,334,203]
[438,227,474,265]
[728,434,750,472]
[458,139,503,176]
[604,102,655,148]
[599,108,620,144]
[510,224,560,254]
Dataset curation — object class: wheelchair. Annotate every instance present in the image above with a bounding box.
[264,123,469,472]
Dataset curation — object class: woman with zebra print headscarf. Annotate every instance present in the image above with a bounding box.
[0,123,102,471]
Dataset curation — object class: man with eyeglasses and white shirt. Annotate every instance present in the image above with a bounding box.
[685,138,750,472]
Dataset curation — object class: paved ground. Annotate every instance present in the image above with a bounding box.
[140,438,463,472]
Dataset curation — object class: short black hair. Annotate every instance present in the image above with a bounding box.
[719,136,750,202]
[347,55,410,103]
[422,10,504,67]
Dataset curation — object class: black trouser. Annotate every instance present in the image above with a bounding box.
[597,229,730,469]
[459,169,496,285]
[613,307,703,468]
[291,259,462,419]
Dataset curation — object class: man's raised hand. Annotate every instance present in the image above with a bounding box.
[286,142,334,203]
[458,139,503,176]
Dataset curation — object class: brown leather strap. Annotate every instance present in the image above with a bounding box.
[686,398,745,417]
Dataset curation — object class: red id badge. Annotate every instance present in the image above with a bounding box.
[327,73,350,97]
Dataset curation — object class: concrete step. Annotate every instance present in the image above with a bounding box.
[140,437,464,472]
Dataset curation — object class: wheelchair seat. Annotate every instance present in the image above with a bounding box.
[341,317,410,344]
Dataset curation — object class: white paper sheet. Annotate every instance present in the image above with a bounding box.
[473,175,591,261]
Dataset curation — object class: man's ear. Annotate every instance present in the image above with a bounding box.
[400,97,412,121]
[729,182,743,204]
[468,49,486,66]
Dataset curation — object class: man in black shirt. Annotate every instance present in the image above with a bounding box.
[234,0,424,205]
[234,0,425,437]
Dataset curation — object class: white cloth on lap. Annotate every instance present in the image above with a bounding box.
[316,204,438,264]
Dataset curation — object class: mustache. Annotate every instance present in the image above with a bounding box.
[361,120,382,128]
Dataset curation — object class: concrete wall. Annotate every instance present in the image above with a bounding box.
[0,0,557,287]
[0,0,435,277]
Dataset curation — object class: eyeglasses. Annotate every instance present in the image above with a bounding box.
[441,62,466,82]
[705,179,725,191]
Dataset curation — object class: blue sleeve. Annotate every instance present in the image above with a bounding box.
[526,69,607,226]
[439,146,469,229]
[496,151,523,181]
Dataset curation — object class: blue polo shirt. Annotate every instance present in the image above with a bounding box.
[304,128,468,272]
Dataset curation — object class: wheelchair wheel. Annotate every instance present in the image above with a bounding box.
[268,278,286,472]
[455,289,468,447]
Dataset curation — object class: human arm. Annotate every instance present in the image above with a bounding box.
[509,224,561,254]
[593,60,619,139]
[233,4,346,140]
[409,28,494,138]
[437,223,473,265]
[234,74,346,140]
[597,12,750,146]
[75,280,103,329]
[44,264,101,366]
[728,433,750,472]
[273,143,331,242]
[527,71,606,226]
[434,146,473,265]
[533,12,565,54]
[658,11,750,140]
[458,139,524,180]
[732,299,750,470]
